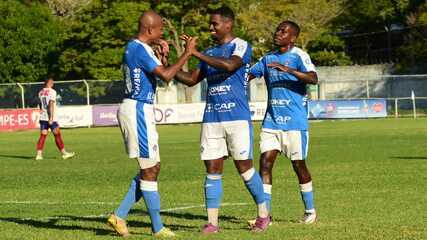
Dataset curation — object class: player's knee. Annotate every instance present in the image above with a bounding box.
[205,160,223,174]
[292,160,306,170]
[41,130,48,135]
[260,163,273,176]
[234,160,253,174]
[141,163,160,181]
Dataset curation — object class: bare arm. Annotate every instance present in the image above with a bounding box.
[152,37,197,82]
[48,100,55,124]
[181,34,243,72]
[175,69,204,87]
[248,73,256,81]
[193,52,243,72]
[267,62,318,85]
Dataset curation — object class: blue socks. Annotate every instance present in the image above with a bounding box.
[205,174,223,209]
[300,181,315,212]
[115,175,142,219]
[241,168,265,205]
[114,175,164,233]
[141,180,164,233]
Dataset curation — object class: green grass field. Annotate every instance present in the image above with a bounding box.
[0,119,426,240]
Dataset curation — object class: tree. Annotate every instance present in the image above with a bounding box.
[155,0,241,102]
[238,0,347,60]
[334,0,424,32]
[397,1,427,72]
[58,0,151,80]
[0,0,64,83]
[307,34,352,66]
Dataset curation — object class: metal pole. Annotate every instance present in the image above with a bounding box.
[83,80,90,105]
[17,83,25,109]
[412,97,417,119]
[394,98,398,118]
[366,79,370,98]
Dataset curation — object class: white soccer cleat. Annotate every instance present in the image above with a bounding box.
[301,211,317,224]
[35,154,43,161]
[62,151,75,160]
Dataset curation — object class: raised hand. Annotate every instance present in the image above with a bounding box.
[267,62,291,72]
[180,34,198,55]
[154,39,169,57]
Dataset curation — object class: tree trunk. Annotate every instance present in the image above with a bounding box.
[164,18,195,103]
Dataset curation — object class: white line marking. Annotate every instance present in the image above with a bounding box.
[0,202,250,221]
[161,202,249,212]
[0,201,118,206]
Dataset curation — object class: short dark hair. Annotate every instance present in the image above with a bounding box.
[281,20,300,37]
[44,76,54,85]
[210,6,235,21]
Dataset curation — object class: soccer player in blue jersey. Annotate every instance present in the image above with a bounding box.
[248,20,318,225]
[175,6,270,233]
[106,10,197,238]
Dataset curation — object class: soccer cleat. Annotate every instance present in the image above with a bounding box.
[62,151,75,160]
[153,227,176,238]
[201,223,219,234]
[251,215,272,232]
[247,216,273,228]
[107,214,130,237]
[35,154,43,161]
[300,211,317,224]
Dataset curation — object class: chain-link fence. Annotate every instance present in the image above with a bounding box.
[1,75,426,118]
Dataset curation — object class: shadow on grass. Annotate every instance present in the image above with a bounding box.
[0,154,35,160]
[390,156,427,160]
[0,216,118,236]
[0,208,266,235]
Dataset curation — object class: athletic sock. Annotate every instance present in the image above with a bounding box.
[54,133,65,151]
[300,181,315,213]
[114,175,142,219]
[205,174,223,226]
[263,184,272,213]
[141,180,164,233]
[241,168,268,217]
[36,134,47,151]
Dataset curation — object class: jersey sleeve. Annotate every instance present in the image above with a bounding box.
[137,45,161,73]
[250,57,266,78]
[49,89,57,102]
[298,51,316,72]
[231,39,249,59]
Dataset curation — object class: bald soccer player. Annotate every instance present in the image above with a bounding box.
[107,10,196,238]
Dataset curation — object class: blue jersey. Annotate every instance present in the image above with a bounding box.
[198,38,252,123]
[122,39,161,103]
[250,47,316,131]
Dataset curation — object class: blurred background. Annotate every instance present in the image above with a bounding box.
[1,0,427,116]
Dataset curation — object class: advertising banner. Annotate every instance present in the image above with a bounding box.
[0,108,39,131]
[249,102,267,121]
[92,105,119,126]
[56,106,93,128]
[308,99,387,119]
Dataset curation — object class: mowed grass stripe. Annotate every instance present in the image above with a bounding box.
[0,118,426,240]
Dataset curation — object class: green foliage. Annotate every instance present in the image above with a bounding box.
[58,0,150,80]
[395,1,427,73]
[0,0,64,83]
[334,0,422,32]
[307,34,352,66]
[310,50,352,66]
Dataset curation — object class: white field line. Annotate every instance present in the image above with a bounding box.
[0,200,118,206]
[0,202,250,221]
